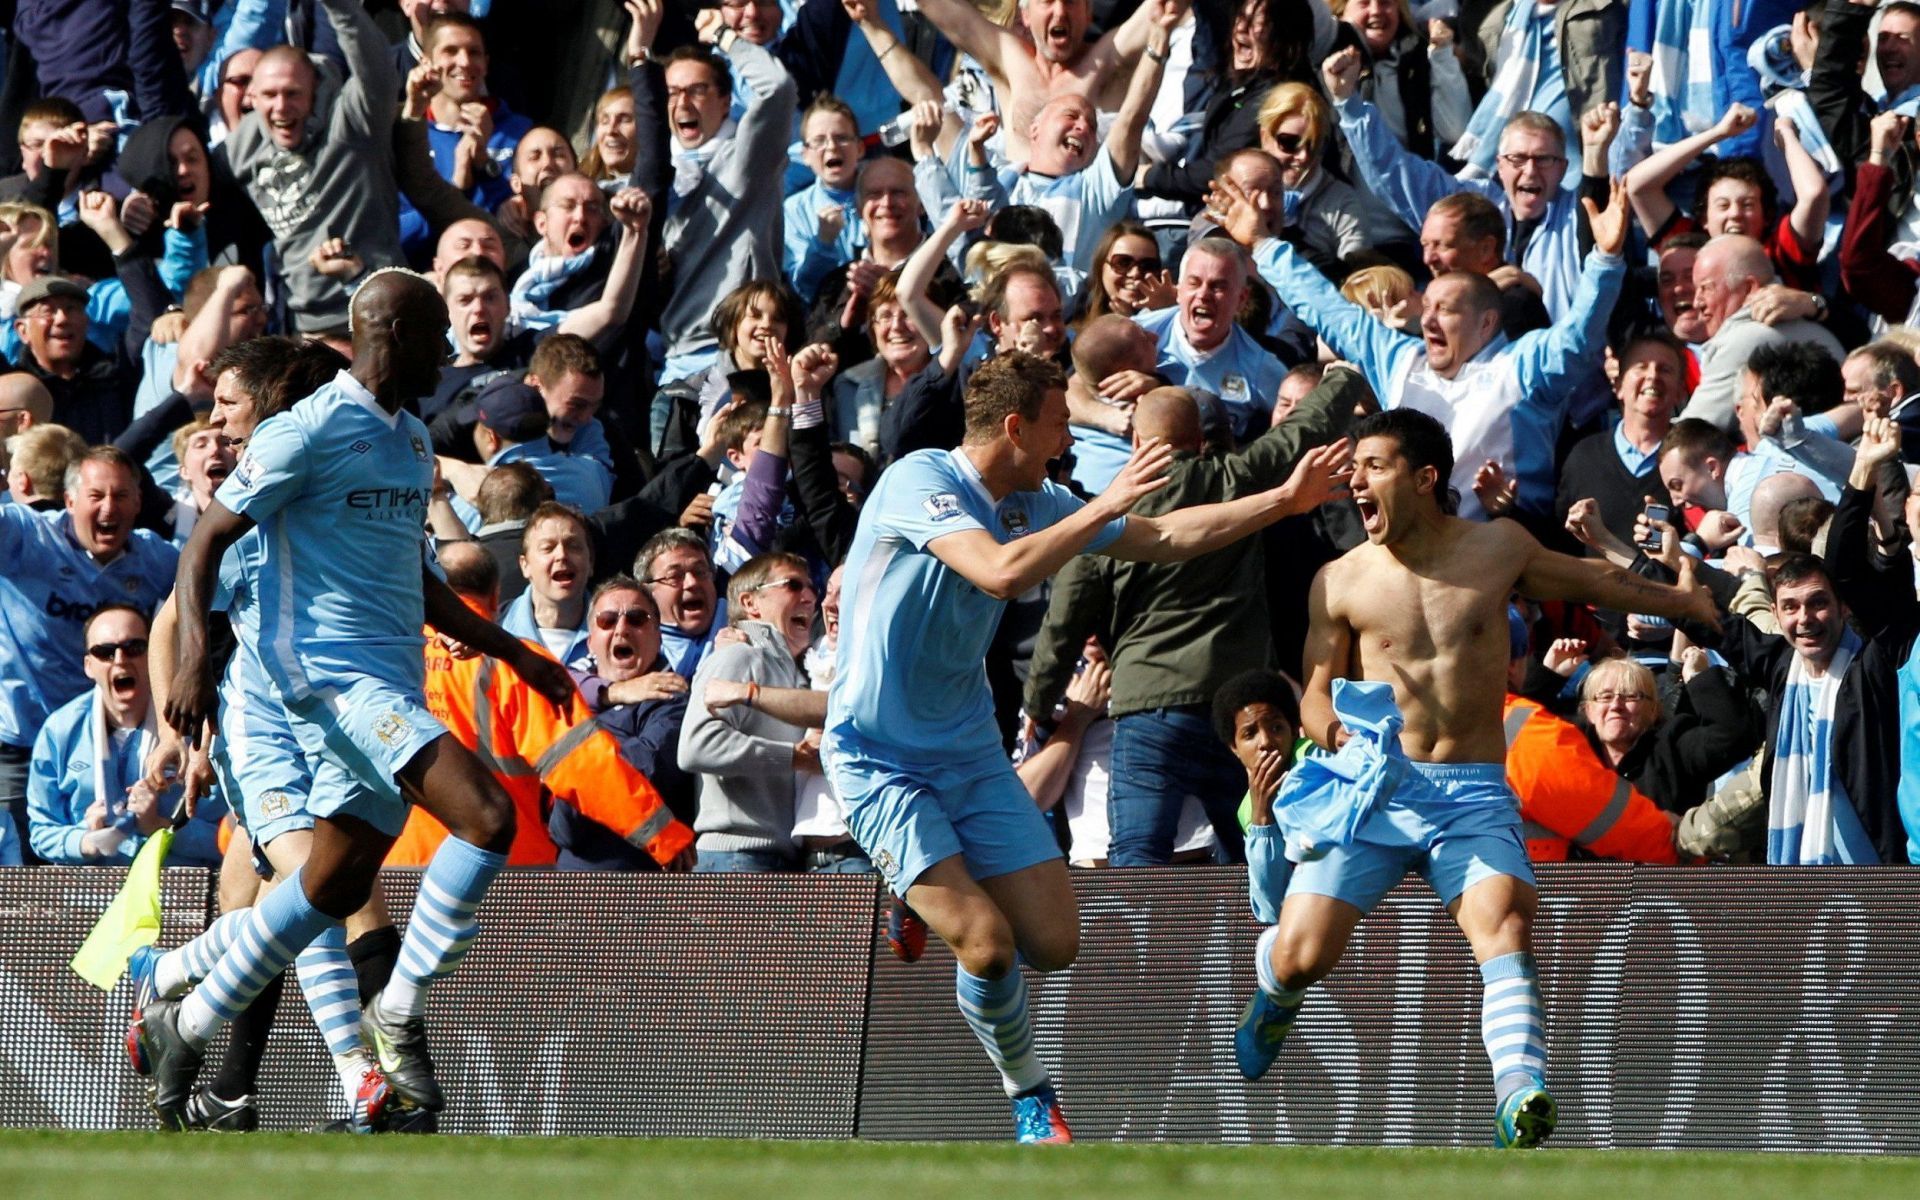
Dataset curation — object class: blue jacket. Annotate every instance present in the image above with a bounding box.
[1335,91,1587,321]
[27,690,226,867]
[1250,237,1622,517]
[0,507,178,748]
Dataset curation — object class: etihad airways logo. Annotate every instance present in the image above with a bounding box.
[346,486,430,513]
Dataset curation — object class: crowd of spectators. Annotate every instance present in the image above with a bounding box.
[1,0,1918,876]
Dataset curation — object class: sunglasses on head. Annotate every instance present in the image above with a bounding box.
[593,606,656,631]
[1106,251,1163,277]
[87,639,148,661]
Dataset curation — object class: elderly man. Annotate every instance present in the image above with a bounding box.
[1209,174,1629,518]
[1843,341,1920,464]
[28,604,226,867]
[679,551,821,872]
[1554,330,1687,550]
[1324,49,1606,320]
[1688,234,1844,434]
[12,277,135,445]
[0,446,178,864]
[556,574,699,870]
[0,372,54,477]
[637,527,725,677]
[1136,238,1292,443]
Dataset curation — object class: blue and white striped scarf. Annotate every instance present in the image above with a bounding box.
[1648,0,1717,148]
[508,240,599,334]
[1451,1,1547,180]
[1767,626,1875,865]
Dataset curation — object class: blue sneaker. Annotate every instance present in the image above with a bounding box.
[1009,1084,1073,1144]
[1495,1084,1557,1149]
[124,945,163,1076]
[885,895,926,964]
[1233,991,1291,1081]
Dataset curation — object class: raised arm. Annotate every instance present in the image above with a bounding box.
[558,189,651,345]
[845,0,946,106]
[1104,1,1176,181]
[911,0,1022,77]
[1622,105,1755,237]
[1776,115,1833,259]
[1111,0,1192,61]
[321,0,400,134]
[928,440,1175,599]
[899,198,987,345]
[1102,438,1350,563]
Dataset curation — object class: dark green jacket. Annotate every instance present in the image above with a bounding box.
[1024,367,1370,720]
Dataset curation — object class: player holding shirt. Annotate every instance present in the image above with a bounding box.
[1230,408,1717,1149]
[824,350,1348,1142]
[132,271,573,1130]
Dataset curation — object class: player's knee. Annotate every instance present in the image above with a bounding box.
[949,916,1019,979]
[305,862,377,921]
[454,785,516,854]
[1272,934,1337,993]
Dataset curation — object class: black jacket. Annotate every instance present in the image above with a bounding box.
[1811,0,1918,219]
[1606,667,1760,814]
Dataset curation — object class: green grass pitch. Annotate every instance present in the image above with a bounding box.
[3,1132,1917,1199]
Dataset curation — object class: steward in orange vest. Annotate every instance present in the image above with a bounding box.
[386,547,694,869]
[1502,694,1678,865]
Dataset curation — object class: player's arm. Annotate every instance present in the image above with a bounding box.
[927,440,1177,599]
[909,0,1019,78]
[167,500,255,745]
[1512,523,1720,630]
[1299,564,1353,751]
[421,569,576,707]
[703,679,829,726]
[1102,438,1350,563]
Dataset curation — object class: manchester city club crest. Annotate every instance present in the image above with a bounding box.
[999,508,1031,538]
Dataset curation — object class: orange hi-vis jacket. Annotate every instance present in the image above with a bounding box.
[386,634,695,868]
[1502,694,1678,865]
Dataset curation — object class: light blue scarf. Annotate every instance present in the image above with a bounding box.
[1649,0,1717,148]
[1451,2,1547,180]
[508,240,599,333]
[1766,627,1875,865]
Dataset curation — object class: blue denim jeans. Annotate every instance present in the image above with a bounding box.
[1106,705,1249,867]
[692,848,799,873]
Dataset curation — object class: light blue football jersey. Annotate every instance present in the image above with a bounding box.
[826,448,1126,767]
[215,370,436,700]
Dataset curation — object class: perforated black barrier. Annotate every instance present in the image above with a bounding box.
[3,864,1919,1149]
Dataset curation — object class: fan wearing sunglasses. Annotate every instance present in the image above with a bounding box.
[27,603,226,867]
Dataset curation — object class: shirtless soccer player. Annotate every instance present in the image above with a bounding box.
[1231,408,1717,1148]
[825,350,1350,1142]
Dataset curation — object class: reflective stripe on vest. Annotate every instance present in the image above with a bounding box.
[472,658,537,779]
[1503,702,1535,746]
[532,715,602,779]
[627,804,675,849]
[1572,777,1634,847]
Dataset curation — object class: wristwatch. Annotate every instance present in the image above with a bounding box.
[1808,292,1829,322]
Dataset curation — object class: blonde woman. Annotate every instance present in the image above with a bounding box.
[1576,654,1757,814]
[1254,85,1365,263]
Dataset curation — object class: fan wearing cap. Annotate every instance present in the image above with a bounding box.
[12,275,137,445]
[440,377,614,531]
[26,603,228,868]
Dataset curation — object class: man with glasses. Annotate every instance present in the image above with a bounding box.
[12,277,137,446]
[637,527,727,678]
[679,551,822,872]
[1323,47,1613,322]
[0,446,177,865]
[785,97,866,303]
[627,1,796,382]
[27,604,227,867]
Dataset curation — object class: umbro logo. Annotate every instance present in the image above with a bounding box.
[349,440,373,454]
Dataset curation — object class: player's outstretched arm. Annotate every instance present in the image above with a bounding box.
[1513,524,1721,631]
[928,439,1175,599]
[1103,438,1350,563]
[1299,564,1354,752]
[705,678,829,726]
[422,569,578,707]
[167,499,255,746]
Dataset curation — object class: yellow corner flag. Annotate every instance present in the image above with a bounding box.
[70,828,175,991]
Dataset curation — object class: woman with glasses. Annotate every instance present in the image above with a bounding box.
[1076,220,1174,326]
[829,271,932,460]
[1577,654,1759,814]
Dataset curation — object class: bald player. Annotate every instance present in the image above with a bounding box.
[1067,314,1163,493]
[131,270,575,1129]
[0,373,54,476]
[1024,369,1371,869]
